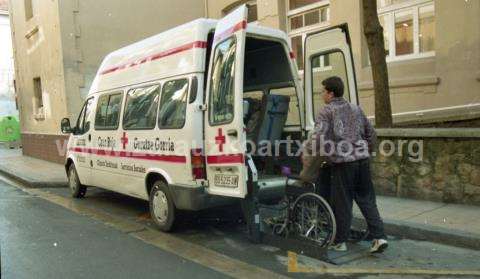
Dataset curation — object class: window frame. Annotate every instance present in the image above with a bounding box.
[287,0,331,73]
[378,0,435,63]
[310,49,351,119]
[158,77,190,130]
[188,76,198,104]
[74,97,94,135]
[74,101,87,136]
[287,0,330,18]
[208,36,237,127]
[122,83,161,131]
[94,92,124,131]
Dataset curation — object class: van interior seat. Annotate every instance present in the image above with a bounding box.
[244,94,290,150]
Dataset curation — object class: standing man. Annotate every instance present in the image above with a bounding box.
[304,76,388,253]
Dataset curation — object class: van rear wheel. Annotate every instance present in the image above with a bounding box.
[149,181,176,232]
[68,165,87,198]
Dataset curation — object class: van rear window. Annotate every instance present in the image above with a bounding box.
[158,78,188,129]
[209,37,236,125]
[123,85,160,130]
[95,93,123,130]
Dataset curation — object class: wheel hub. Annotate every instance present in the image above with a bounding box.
[69,170,78,191]
[153,191,168,223]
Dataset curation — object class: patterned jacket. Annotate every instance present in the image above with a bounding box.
[305,97,376,164]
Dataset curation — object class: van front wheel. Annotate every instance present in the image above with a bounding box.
[68,165,87,198]
[149,181,176,232]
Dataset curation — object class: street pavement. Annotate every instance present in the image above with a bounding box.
[1,149,480,250]
[0,178,225,279]
[1,174,480,278]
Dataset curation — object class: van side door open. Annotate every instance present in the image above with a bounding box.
[204,5,248,198]
[304,24,359,131]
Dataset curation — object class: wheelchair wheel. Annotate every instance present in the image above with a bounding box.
[291,193,336,247]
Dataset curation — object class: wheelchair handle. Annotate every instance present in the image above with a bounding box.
[286,176,316,193]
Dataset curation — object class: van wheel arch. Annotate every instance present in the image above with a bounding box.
[65,158,74,174]
[145,172,168,197]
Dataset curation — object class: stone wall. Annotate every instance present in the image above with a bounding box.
[371,129,480,206]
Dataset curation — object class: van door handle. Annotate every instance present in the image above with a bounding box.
[227,129,238,137]
[88,134,91,141]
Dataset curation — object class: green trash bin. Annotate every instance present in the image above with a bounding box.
[0,115,20,143]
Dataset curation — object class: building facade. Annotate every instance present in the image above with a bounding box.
[9,0,205,163]
[207,0,480,125]
[9,0,480,163]
[0,0,16,118]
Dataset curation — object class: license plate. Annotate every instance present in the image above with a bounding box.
[214,174,239,188]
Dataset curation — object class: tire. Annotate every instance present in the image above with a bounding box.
[68,164,87,198]
[149,180,176,232]
[292,193,336,247]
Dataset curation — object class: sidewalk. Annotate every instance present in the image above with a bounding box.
[0,148,67,187]
[0,148,479,250]
[352,197,480,250]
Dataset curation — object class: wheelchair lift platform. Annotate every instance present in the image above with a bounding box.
[242,156,336,263]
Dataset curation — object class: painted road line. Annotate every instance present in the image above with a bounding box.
[288,251,480,276]
[0,176,289,279]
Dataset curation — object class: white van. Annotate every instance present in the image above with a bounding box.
[61,5,359,231]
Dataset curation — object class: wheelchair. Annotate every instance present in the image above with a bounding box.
[263,176,337,248]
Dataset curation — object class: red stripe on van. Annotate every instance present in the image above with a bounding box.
[213,20,247,42]
[99,40,208,75]
[206,154,245,164]
[69,147,186,163]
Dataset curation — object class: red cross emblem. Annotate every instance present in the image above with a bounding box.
[215,128,226,152]
[121,132,129,149]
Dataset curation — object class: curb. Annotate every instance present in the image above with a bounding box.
[353,216,480,251]
[1,161,478,251]
[0,166,67,188]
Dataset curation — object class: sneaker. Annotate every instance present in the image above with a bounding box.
[370,239,388,253]
[329,242,347,252]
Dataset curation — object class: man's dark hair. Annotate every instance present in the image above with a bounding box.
[322,76,344,97]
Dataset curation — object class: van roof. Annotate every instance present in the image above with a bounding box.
[88,18,290,95]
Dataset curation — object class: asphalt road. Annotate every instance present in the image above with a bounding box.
[0,179,225,279]
[1,175,480,279]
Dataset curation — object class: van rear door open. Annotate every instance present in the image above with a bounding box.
[303,24,359,131]
[203,5,248,198]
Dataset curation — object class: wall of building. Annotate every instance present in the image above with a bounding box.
[207,0,480,125]
[356,0,480,124]
[57,0,206,122]
[8,0,68,135]
[9,0,205,162]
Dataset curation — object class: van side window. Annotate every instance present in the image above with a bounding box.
[75,98,94,135]
[123,85,160,130]
[209,37,236,125]
[158,79,188,129]
[95,93,123,130]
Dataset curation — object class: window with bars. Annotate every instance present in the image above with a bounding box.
[288,6,329,32]
[287,0,330,72]
[377,0,435,61]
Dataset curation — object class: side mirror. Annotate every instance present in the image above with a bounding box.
[61,118,73,134]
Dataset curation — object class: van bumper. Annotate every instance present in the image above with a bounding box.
[169,184,236,211]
